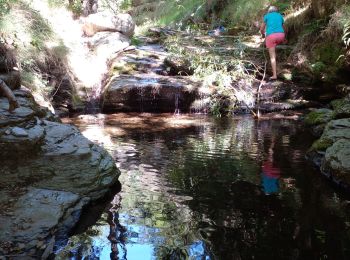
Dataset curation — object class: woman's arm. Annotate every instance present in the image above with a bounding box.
[260,22,266,37]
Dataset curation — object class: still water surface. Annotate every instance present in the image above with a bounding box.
[59,113,350,260]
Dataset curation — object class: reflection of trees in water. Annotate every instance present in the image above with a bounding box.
[293,164,350,260]
[58,117,350,259]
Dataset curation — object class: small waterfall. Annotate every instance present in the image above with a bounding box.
[85,83,103,114]
[139,86,144,113]
[174,92,180,115]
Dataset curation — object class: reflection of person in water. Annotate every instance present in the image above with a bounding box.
[261,138,281,195]
[107,195,127,260]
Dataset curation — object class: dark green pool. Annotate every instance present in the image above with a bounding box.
[58,114,350,260]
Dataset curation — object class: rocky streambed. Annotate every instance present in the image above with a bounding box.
[100,33,318,115]
[0,88,120,258]
[100,32,350,193]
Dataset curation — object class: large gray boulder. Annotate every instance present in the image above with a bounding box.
[320,118,350,143]
[0,88,120,257]
[308,118,350,189]
[89,31,130,59]
[0,188,87,256]
[322,139,350,184]
[82,11,135,37]
[102,74,200,113]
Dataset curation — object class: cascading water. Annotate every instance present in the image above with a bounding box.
[174,92,180,115]
[85,83,103,114]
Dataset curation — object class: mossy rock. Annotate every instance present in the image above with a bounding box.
[112,63,137,75]
[322,139,350,185]
[309,41,344,83]
[304,108,334,126]
[291,69,314,85]
[314,42,343,66]
[309,118,350,153]
[331,98,350,119]
[310,137,334,152]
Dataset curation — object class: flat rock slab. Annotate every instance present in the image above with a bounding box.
[0,89,43,127]
[0,188,87,256]
[321,118,350,143]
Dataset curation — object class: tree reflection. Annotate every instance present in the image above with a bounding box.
[57,116,350,259]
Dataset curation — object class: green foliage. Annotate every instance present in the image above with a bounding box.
[130,36,142,46]
[120,0,131,10]
[311,61,326,74]
[156,0,205,27]
[0,0,71,99]
[67,0,83,16]
[100,0,131,13]
[274,0,291,13]
[221,0,269,26]
[303,19,327,35]
[164,34,257,116]
[330,98,350,118]
[0,0,17,16]
[308,40,344,82]
[316,42,343,65]
[47,0,65,8]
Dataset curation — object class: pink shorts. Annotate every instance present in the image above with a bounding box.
[266,33,285,48]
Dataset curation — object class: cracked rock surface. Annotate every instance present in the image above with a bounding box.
[0,87,120,258]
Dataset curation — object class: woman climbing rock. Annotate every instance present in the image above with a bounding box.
[260,6,286,81]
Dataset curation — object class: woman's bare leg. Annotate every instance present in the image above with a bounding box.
[268,47,277,79]
[0,79,19,112]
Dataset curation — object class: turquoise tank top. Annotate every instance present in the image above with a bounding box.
[264,12,284,36]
